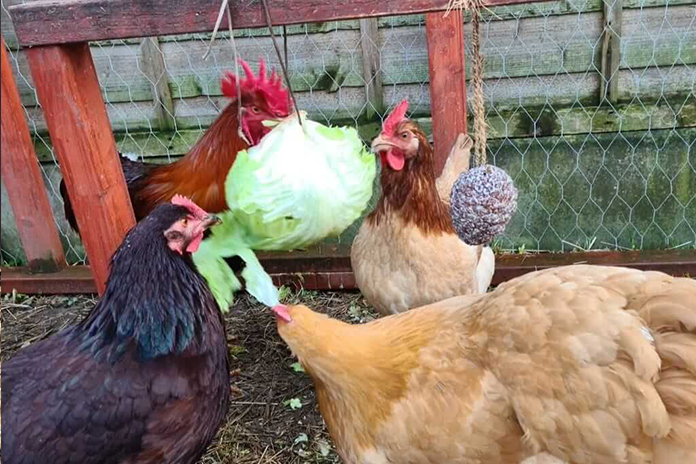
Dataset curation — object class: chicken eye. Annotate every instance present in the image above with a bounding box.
[181,218,188,227]
[251,106,261,114]
[400,132,409,139]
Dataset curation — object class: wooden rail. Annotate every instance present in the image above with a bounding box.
[3,248,694,295]
[9,0,542,47]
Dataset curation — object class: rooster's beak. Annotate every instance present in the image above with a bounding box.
[371,134,395,154]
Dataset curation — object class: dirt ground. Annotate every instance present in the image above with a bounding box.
[0,289,380,463]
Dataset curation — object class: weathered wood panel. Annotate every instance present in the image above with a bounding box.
[20,65,696,161]
[11,41,152,107]
[7,5,694,108]
[140,37,177,131]
[9,0,555,47]
[3,0,693,50]
[359,18,385,119]
[1,0,18,49]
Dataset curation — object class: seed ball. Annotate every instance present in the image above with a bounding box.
[450,164,518,246]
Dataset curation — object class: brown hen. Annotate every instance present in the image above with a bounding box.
[351,99,495,315]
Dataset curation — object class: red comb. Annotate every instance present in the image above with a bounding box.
[220,58,292,115]
[382,99,409,136]
[171,195,207,220]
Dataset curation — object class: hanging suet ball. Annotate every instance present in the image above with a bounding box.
[450,164,518,246]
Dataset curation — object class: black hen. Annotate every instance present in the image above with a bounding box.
[59,156,153,234]
[59,156,244,274]
[2,199,230,464]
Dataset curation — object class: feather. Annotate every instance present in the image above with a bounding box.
[274,265,696,464]
[2,203,230,464]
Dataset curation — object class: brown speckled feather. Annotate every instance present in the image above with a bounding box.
[277,265,696,464]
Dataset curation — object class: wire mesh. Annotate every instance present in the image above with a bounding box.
[1,0,694,265]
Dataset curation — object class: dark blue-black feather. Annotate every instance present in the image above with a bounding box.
[2,202,230,464]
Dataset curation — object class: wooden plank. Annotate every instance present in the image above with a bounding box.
[27,94,696,163]
[140,37,176,132]
[600,0,623,104]
[3,248,693,294]
[359,18,384,120]
[9,0,554,47]
[23,68,696,163]
[426,9,467,174]
[1,265,97,294]
[159,7,694,95]
[492,248,696,283]
[12,42,152,108]
[9,5,695,109]
[1,0,19,50]
[26,42,136,295]
[0,36,65,273]
[6,0,686,51]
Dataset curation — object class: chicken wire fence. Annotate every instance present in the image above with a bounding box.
[1,0,695,265]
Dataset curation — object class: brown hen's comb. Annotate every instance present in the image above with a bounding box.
[172,195,208,220]
[382,99,409,136]
[220,58,292,114]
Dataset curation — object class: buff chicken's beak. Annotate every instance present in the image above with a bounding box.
[272,304,292,323]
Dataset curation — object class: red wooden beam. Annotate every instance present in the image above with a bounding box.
[9,0,554,47]
[1,36,65,273]
[3,249,694,295]
[425,9,467,175]
[26,43,136,295]
[1,266,97,294]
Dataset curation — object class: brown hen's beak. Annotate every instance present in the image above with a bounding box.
[371,134,395,154]
[201,214,222,230]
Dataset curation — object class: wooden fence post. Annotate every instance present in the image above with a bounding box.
[425,9,467,176]
[600,0,623,104]
[359,18,384,121]
[1,36,66,273]
[26,42,136,294]
[141,37,177,132]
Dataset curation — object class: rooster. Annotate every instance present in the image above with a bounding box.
[273,265,696,464]
[351,99,495,315]
[2,196,229,464]
[60,59,292,233]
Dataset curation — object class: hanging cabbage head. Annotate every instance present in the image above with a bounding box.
[193,113,376,311]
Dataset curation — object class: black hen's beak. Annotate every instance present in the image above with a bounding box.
[202,214,222,230]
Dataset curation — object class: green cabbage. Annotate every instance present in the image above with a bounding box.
[193,115,376,311]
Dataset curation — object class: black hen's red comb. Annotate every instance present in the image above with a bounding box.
[172,195,207,220]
